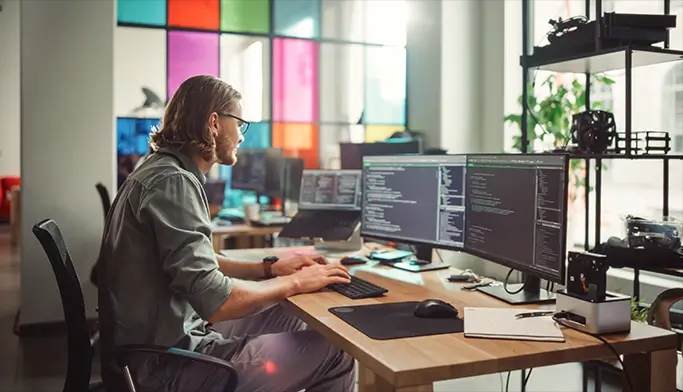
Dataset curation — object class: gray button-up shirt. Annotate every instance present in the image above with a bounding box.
[98,147,232,352]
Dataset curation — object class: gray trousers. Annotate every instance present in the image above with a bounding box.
[203,303,356,392]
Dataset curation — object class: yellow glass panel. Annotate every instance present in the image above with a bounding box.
[364,125,405,142]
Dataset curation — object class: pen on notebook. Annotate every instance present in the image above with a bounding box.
[515,311,556,319]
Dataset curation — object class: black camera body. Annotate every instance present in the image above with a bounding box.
[567,251,609,302]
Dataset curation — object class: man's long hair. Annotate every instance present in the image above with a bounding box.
[150,75,241,161]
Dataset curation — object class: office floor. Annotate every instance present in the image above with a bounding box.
[0,225,624,392]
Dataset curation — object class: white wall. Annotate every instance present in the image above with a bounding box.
[20,0,116,326]
[0,0,21,177]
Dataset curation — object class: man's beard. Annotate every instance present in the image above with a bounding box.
[215,135,237,166]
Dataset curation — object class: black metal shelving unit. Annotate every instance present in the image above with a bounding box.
[520,0,683,301]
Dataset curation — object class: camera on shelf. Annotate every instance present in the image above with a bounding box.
[570,110,617,154]
[623,215,682,251]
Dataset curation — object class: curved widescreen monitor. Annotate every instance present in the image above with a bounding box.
[360,153,569,285]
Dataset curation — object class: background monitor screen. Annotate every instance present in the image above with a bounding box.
[231,148,283,193]
[283,158,305,202]
[299,170,362,211]
[360,153,568,283]
[339,140,422,170]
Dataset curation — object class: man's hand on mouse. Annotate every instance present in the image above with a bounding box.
[271,255,329,277]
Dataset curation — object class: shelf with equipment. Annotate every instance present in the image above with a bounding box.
[519,0,683,303]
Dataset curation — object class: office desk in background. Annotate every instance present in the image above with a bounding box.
[211,224,281,252]
[221,245,680,392]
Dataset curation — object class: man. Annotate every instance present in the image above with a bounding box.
[98,75,355,392]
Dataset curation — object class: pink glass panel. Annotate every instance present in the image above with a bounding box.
[167,31,220,99]
[272,38,318,123]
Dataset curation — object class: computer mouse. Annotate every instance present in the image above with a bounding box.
[413,299,459,319]
[340,256,367,266]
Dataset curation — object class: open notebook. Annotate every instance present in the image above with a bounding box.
[464,307,565,342]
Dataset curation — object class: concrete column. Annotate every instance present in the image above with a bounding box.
[19,0,115,327]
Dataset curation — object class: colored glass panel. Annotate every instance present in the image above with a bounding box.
[272,123,319,169]
[220,35,271,121]
[117,0,166,26]
[364,125,405,143]
[364,46,406,125]
[168,0,220,30]
[220,0,270,33]
[320,44,364,123]
[115,28,167,117]
[167,31,220,99]
[116,117,161,155]
[273,0,320,39]
[272,38,318,123]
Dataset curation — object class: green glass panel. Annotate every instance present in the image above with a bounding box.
[220,0,270,33]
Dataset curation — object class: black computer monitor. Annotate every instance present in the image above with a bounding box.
[282,158,304,202]
[299,170,362,211]
[360,153,569,304]
[463,154,568,304]
[263,150,286,198]
[339,140,422,170]
[231,148,283,194]
[360,155,467,270]
[203,179,227,206]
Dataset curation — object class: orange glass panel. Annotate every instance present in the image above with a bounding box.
[168,0,220,30]
[364,125,405,142]
[272,123,319,169]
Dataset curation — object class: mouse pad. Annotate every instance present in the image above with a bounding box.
[328,301,464,340]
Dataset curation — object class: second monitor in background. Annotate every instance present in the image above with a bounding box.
[231,148,284,197]
[339,140,422,170]
[279,170,362,248]
[360,154,569,304]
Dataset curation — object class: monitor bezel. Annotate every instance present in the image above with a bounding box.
[359,152,570,285]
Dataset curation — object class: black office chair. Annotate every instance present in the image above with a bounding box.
[33,219,239,392]
[91,183,111,288]
[95,183,111,219]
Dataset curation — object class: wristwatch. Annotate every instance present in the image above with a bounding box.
[262,256,279,279]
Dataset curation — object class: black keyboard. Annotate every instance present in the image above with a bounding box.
[327,276,388,299]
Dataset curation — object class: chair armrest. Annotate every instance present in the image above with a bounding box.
[115,344,238,392]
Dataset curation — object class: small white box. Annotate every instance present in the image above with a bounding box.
[555,289,632,334]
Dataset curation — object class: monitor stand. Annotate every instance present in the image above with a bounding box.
[476,275,556,305]
[313,225,363,254]
[390,245,450,273]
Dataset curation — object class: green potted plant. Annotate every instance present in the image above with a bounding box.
[504,73,615,203]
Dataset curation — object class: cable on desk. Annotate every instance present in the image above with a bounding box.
[552,314,634,392]
[505,369,533,392]
[434,249,444,263]
[504,268,525,295]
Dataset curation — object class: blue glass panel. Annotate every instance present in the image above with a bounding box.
[364,47,406,125]
[273,0,320,39]
[220,122,271,207]
[117,0,167,26]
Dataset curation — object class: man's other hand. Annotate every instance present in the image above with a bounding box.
[272,254,329,277]
[289,264,351,294]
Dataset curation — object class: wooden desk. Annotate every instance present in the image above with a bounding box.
[211,224,281,252]
[221,245,680,392]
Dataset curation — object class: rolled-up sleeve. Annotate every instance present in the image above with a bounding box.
[138,172,231,320]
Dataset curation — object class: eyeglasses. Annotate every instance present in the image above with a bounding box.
[219,113,250,135]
